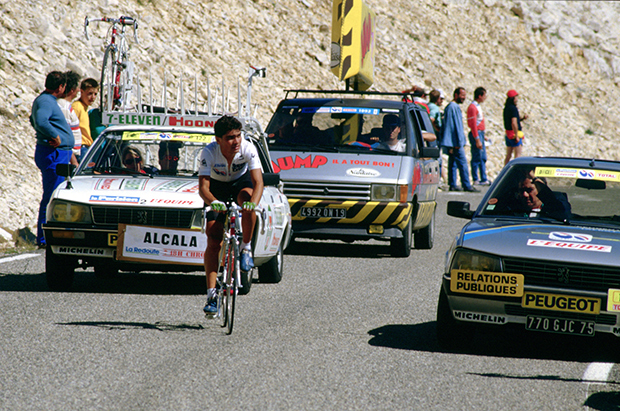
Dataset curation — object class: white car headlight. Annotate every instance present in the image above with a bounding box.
[449,248,502,274]
[47,201,92,223]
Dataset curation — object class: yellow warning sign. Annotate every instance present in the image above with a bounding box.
[330,0,375,91]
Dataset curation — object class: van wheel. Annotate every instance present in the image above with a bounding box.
[414,209,435,250]
[258,245,283,283]
[46,247,75,291]
[390,217,412,257]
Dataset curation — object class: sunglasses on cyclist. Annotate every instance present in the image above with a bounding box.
[124,156,141,165]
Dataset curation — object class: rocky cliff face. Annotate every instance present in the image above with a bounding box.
[1,0,619,244]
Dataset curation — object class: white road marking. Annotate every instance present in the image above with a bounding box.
[0,253,39,264]
[582,362,614,384]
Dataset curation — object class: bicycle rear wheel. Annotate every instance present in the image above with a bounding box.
[100,45,117,112]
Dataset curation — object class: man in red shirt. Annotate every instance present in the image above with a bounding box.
[467,87,490,185]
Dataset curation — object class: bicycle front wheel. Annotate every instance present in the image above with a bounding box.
[225,242,239,335]
[100,45,117,112]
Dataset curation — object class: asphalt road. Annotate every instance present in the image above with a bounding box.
[1,190,620,410]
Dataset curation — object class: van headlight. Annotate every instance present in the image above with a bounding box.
[449,249,502,274]
[371,184,396,201]
[371,184,408,202]
[47,201,92,223]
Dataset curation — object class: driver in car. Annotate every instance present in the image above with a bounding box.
[198,115,264,316]
[374,114,405,152]
[493,170,571,220]
[121,145,146,174]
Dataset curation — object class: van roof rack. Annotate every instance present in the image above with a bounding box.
[283,89,415,101]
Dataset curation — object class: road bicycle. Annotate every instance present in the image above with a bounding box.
[84,16,139,112]
[207,201,263,335]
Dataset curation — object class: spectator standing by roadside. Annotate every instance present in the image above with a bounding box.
[428,89,448,189]
[428,90,444,136]
[57,70,81,165]
[402,86,430,114]
[412,87,430,114]
[440,87,478,192]
[467,87,490,186]
[503,89,528,165]
[72,78,99,159]
[30,71,74,247]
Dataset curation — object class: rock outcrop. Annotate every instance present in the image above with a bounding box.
[1,0,619,244]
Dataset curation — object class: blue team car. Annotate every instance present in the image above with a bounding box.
[437,156,620,346]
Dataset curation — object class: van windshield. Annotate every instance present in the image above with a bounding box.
[266,106,407,155]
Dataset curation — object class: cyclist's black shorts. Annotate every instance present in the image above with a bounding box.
[205,172,253,222]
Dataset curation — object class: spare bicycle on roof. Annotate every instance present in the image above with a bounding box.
[84,16,139,113]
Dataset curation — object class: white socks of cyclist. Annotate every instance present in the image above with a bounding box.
[207,288,216,300]
[241,242,251,252]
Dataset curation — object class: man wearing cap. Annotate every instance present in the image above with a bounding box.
[503,89,528,165]
[467,87,490,186]
[440,87,478,192]
[376,114,405,152]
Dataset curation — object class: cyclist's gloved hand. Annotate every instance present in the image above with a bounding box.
[211,200,227,213]
[242,201,256,211]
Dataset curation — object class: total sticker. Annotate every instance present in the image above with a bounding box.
[607,289,620,312]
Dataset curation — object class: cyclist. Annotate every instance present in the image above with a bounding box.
[198,115,264,315]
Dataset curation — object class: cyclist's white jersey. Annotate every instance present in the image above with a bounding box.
[198,138,262,182]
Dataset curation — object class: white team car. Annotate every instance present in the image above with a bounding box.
[43,117,292,293]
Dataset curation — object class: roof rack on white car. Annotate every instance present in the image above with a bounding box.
[101,65,267,137]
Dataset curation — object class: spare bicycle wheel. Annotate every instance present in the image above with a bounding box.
[100,45,117,112]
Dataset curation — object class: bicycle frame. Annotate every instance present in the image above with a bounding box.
[203,201,263,334]
[220,202,243,295]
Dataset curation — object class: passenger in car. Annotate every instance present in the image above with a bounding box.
[278,113,327,145]
[158,141,182,175]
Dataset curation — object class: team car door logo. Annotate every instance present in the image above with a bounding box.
[549,232,592,242]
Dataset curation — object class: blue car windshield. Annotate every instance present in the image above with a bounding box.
[480,164,620,226]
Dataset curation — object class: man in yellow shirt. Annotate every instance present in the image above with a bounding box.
[72,78,99,158]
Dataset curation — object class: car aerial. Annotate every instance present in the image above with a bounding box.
[265,90,440,257]
[437,156,620,347]
[43,114,292,293]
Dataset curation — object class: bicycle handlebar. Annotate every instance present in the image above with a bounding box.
[204,202,264,214]
[84,15,139,43]
[202,202,265,234]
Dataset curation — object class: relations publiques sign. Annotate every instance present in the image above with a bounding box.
[116,224,206,266]
[330,0,376,91]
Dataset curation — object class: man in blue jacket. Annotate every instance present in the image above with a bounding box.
[440,87,478,192]
[30,71,74,247]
